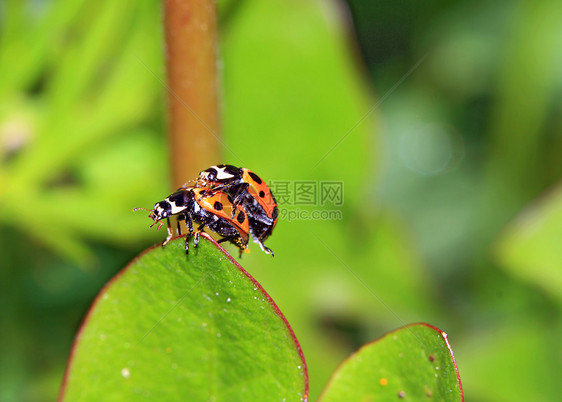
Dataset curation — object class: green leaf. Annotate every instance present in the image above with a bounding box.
[455,319,560,401]
[319,323,463,401]
[0,0,166,263]
[59,235,308,401]
[495,184,562,304]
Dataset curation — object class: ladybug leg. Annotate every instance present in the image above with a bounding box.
[231,183,249,218]
[178,179,195,189]
[204,183,231,193]
[194,224,206,248]
[176,218,182,236]
[195,183,235,203]
[196,192,210,202]
[183,214,195,255]
[195,186,222,201]
[162,218,173,246]
[185,214,194,235]
[232,183,249,202]
[256,239,274,257]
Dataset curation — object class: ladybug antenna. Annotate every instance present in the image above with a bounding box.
[153,220,163,231]
[179,179,196,189]
[134,207,158,223]
[133,207,153,213]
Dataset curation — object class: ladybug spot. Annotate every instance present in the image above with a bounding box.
[214,201,223,211]
[272,206,279,220]
[248,172,262,184]
[237,211,246,224]
[259,190,265,198]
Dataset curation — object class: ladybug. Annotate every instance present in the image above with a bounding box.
[195,164,278,254]
[135,186,250,256]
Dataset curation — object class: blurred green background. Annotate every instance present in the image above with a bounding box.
[1,0,561,401]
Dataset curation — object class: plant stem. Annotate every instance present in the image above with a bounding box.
[164,0,221,189]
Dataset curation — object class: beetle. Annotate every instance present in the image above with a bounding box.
[195,164,278,254]
[136,186,250,256]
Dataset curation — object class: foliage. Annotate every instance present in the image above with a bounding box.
[319,324,462,401]
[496,185,562,305]
[0,1,168,263]
[60,236,307,401]
[60,236,461,401]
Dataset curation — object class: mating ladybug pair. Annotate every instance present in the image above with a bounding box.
[136,165,278,257]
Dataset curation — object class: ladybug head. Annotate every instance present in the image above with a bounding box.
[152,201,172,221]
[133,203,170,229]
[198,166,218,184]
